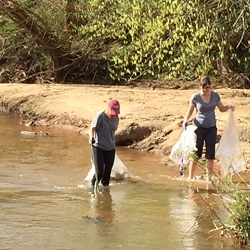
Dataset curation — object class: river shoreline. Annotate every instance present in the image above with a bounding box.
[0,83,250,167]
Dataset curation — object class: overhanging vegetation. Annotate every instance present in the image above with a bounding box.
[0,0,249,86]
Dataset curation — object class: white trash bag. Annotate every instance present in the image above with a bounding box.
[169,125,197,165]
[216,110,245,177]
[84,153,133,182]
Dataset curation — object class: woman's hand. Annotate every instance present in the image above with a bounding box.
[89,137,95,144]
[182,120,188,130]
[227,104,235,111]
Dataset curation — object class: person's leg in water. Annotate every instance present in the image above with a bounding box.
[101,149,115,186]
[91,146,105,186]
[205,126,217,180]
[206,159,214,177]
[188,159,197,180]
[189,127,204,179]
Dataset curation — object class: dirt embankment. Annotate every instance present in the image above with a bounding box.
[0,83,250,167]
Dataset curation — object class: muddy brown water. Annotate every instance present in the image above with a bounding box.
[0,113,236,250]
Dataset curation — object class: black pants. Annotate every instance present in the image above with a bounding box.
[195,126,217,159]
[91,146,115,186]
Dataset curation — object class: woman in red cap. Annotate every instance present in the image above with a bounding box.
[89,99,120,187]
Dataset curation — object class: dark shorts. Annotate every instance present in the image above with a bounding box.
[195,126,217,159]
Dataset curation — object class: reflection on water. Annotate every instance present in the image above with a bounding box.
[92,188,116,226]
[0,113,234,250]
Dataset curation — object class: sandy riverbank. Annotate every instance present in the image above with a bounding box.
[0,83,249,169]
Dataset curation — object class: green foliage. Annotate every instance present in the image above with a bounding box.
[31,0,69,40]
[74,0,250,82]
[1,0,250,83]
[191,150,250,247]
[16,0,38,8]
[0,16,51,81]
[227,191,250,245]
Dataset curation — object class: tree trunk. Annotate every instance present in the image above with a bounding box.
[0,0,73,82]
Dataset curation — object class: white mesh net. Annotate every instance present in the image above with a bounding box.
[84,153,134,182]
[216,110,245,177]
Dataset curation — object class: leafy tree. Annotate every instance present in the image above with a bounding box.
[0,0,249,85]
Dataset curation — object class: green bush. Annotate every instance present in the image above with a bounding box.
[77,0,250,82]
[225,190,250,246]
[1,0,250,83]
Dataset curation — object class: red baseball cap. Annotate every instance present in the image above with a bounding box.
[108,99,120,115]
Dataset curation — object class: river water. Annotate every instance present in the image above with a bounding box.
[0,113,235,250]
